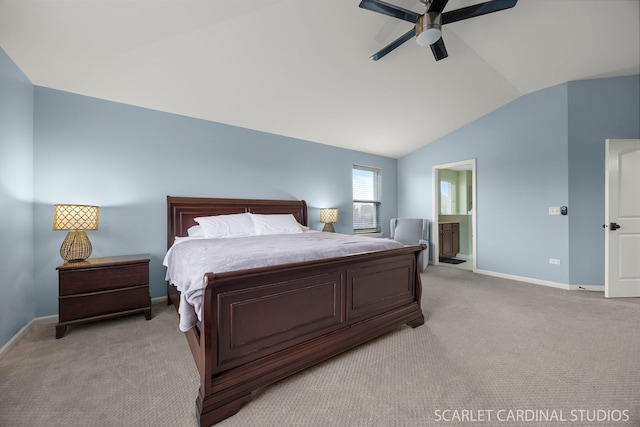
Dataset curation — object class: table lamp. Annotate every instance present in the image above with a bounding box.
[320,208,338,232]
[53,204,99,262]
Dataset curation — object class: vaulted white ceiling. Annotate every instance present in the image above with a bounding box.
[1,0,638,158]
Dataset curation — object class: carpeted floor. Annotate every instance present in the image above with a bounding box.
[1,266,638,426]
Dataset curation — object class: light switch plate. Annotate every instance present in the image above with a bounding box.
[549,207,561,215]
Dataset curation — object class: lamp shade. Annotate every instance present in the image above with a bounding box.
[53,204,99,230]
[319,208,338,224]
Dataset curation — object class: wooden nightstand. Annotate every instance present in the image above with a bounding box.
[56,254,151,338]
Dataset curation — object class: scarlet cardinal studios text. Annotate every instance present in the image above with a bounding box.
[433,409,630,423]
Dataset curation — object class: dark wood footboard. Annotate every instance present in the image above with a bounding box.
[166,196,425,426]
[177,246,424,426]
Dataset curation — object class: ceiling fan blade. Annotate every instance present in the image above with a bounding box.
[359,0,421,23]
[442,0,517,25]
[430,37,448,61]
[426,0,449,14]
[370,28,416,61]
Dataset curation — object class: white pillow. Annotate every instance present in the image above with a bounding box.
[194,213,255,238]
[187,225,204,237]
[250,214,304,235]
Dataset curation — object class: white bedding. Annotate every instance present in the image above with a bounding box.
[163,231,404,331]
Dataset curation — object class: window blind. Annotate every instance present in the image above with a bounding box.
[352,165,381,233]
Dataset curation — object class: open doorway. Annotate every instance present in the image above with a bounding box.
[432,160,477,272]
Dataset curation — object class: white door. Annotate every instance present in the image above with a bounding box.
[605,139,640,298]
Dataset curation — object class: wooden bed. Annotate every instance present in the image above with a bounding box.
[166,196,425,426]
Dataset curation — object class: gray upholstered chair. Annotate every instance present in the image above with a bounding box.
[390,218,430,272]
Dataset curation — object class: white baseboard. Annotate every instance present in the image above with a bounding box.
[475,269,604,292]
[1,295,170,360]
[0,314,58,360]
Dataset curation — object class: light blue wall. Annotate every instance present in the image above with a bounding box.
[0,49,34,347]
[398,75,640,286]
[567,75,640,286]
[32,87,398,316]
[399,84,570,283]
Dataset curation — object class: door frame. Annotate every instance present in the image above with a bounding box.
[432,159,477,271]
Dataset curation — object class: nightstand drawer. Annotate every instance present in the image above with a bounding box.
[59,263,148,296]
[59,285,150,322]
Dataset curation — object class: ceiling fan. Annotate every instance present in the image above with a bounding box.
[359,0,518,61]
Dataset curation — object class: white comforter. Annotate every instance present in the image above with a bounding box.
[163,231,404,331]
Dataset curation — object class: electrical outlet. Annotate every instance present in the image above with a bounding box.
[549,207,561,215]
[549,258,561,265]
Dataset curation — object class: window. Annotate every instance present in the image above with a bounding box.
[353,165,381,234]
[440,179,456,214]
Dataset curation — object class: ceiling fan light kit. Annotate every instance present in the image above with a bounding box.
[359,0,518,61]
[415,12,442,46]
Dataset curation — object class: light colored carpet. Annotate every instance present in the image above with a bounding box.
[1,266,638,426]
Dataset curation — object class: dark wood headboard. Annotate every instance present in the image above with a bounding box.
[167,196,308,248]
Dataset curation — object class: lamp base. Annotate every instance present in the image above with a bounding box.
[322,223,335,233]
[60,230,92,262]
